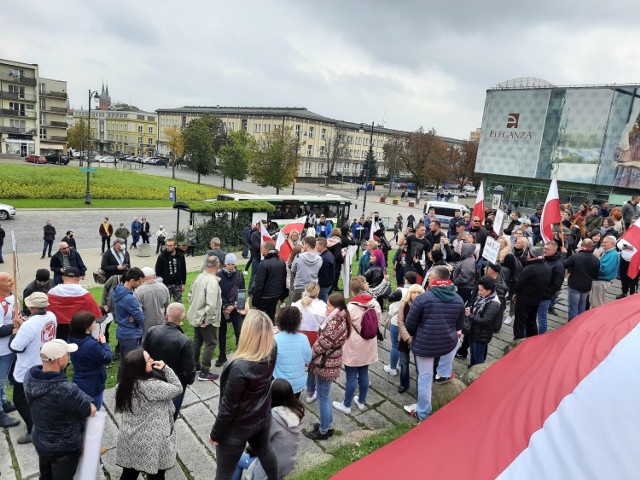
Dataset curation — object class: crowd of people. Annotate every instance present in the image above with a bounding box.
[0,193,637,478]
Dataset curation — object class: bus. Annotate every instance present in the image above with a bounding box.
[215,193,351,231]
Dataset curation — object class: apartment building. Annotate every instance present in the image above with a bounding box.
[156,106,395,179]
[39,78,69,154]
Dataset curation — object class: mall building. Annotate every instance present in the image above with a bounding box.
[475,78,640,208]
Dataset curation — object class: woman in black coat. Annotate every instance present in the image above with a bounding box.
[465,276,502,366]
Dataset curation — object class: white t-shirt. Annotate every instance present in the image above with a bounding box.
[10,311,57,382]
[0,294,16,356]
[293,298,327,332]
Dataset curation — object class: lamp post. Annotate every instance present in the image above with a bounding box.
[85,89,99,204]
[360,122,374,215]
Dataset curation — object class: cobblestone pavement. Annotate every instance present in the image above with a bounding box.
[0,278,625,479]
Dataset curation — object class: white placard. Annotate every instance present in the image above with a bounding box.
[493,209,505,236]
[482,237,501,265]
[252,212,268,225]
[491,193,502,210]
[74,411,107,480]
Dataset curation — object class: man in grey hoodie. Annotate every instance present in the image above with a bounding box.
[289,236,322,304]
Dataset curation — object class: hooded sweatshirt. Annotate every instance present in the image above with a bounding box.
[112,284,145,340]
[23,365,93,457]
[291,252,322,290]
[249,406,303,480]
[453,243,477,289]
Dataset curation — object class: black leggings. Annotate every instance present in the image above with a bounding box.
[120,468,165,480]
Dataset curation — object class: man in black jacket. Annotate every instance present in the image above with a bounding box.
[469,215,488,254]
[251,242,286,321]
[249,220,266,287]
[316,238,335,302]
[155,238,187,303]
[49,242,87,285]
[41,220,56,259]
[101,237,131,280]
[143,302,195,419]
[513,246,552,339]
[537,241,565,334]
[563,238,600,321]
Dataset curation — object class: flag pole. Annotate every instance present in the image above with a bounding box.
[11,232,20,318]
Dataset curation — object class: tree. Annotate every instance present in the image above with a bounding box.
[382,134,407,191]
[164,126,184,180]
[67,119,94,157]
[454,140,481,188]
[182,115,227,184]
[249,126,300,194]
[323,128,349,188]
[218,130,255,190]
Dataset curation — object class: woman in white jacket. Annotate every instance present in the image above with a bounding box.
[292,283,326,403]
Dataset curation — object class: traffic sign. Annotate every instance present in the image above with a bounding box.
[80,168,97,173]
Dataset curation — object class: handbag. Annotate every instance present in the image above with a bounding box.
[311,348,338,368]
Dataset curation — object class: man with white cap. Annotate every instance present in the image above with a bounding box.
[134,266,170,334]
[9,292,58,443]
[24,339,96,479]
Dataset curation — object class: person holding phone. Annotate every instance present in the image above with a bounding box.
[115,349,182,480]
[216,254,247,367]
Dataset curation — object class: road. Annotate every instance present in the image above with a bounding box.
[1,157,475,254]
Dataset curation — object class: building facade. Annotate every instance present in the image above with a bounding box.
[476,80,640,208]
[72,86,157,157]
[38,77,69,154]
[155,106,400,180]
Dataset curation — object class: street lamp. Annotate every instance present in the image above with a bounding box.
[359,122,374,215]
[85,89,99,204]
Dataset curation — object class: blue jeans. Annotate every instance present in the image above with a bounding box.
[242,244,250,259]
[415,341,458,420]
[537,299,551,334]
[92,392,104,411]
[0,353,15,410]
[568,288,588,321]
[399,350,410,390]
[388,324,399,370]
[343,365,369,407]
[172,386,186,421]
[316,377,333,434]
[306,372,316,396]
[117,337,141,382]
[231,453,256,480]
[318,286,332,303]
[0,245,3,262]
[470,341,488,366]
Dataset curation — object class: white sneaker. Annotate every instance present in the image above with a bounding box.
[383,364,398,376]
[404,404,417,417]
[305,392,317,404]
[353,396,366,411]
[503,316,513,325]
[332,401,351,414]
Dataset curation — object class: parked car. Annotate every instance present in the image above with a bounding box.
[45,153,69,165]
[0,202,16,220]
[98,155,116,163]
[358,183,375,191]
[25,155,47,164]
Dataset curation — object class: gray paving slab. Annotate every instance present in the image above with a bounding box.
[174,418,217,479]
[0,429,18,480]
[180,402,217,454]
[181,387,200,408]
[357,408,396,430]
[100,412,121,451]
[6,423,38,480]
[100,448,123,479]
[188,379,220,401]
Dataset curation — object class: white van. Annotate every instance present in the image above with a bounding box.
[423,201,470,228]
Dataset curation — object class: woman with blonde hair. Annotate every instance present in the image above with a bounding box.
[396,284,425,393]
[288,229,302,248]
[209,310,278,480]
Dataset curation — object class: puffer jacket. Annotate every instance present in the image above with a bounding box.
[405,285,465,357]
[211,348,277,443]
[23,366,93,457]
[309,309,348,381]
[344,294,380,367]
[273,332,312,394]
[68,334,112,397]
[453,244,477,289]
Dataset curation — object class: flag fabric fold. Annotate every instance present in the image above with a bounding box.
[472,181,485,221]
[619,217,640,279]
[541,177,561,243]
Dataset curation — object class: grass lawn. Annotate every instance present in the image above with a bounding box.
[7,199,177,209]
[0,164,224,205]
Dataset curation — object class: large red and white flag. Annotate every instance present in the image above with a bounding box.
[619,217,640,278]
[472,180,485,221]
[541,177,561,243]
[333,296,640,479]
[47,284,102,325]
[259,222,272,243]
[275,217,307,261]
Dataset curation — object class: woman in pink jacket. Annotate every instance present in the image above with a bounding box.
[332,277,380,414]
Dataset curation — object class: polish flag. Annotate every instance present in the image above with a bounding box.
[259,222,272,243]
[541,177,561,243]
[619,217,640,278]
[276,217,307,261]
[472,180,485,221]
[47,284,102,325]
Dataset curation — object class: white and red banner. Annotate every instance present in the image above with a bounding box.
[541,177,561,243]
[275,217,307,261]
[332,296,640,479]
[472,180,485,221]
[619,217,640,279]
[47,284,102,325]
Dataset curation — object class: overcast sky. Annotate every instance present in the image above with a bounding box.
[3,1,639,139]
